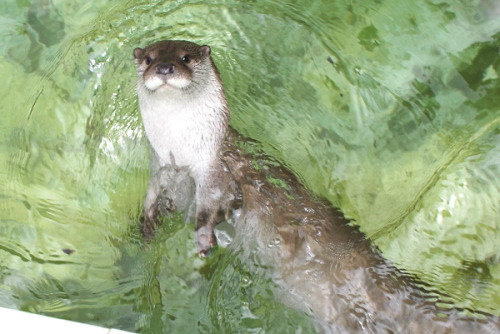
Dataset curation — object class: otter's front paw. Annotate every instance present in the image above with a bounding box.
[141,214,160,242]
[141,190,176,242]
[195,225,217,257]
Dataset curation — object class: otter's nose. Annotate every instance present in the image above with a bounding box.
[156,63,175,75]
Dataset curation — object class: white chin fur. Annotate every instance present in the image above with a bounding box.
[144,76,165,91]
[167,77,191,89]
[144,76,191,91]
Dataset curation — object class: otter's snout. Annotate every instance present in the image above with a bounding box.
[156,63,175,75]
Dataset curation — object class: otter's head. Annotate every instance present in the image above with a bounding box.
[133,40,216,93]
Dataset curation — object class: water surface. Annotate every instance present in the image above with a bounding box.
[0,0,499,332]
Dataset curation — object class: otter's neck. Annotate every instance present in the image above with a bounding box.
[137,79,229,180]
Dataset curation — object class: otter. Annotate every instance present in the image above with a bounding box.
[133,40,500,332]
[133,40,240,256]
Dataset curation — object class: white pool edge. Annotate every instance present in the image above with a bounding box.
[0,306,134,334]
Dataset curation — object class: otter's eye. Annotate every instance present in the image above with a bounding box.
[181,55,191,63]
[145,56,153,65]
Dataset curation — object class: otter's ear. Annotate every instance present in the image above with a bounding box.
[200,45,211,57]
[133,48,144,60]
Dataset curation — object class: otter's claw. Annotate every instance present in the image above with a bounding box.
[195,225,217,257]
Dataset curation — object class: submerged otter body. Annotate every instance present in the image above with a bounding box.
[133,40,500,332]
[221,130,500,333]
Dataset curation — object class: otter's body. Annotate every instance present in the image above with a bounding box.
[134,40,238,255]
[132,40,500,333]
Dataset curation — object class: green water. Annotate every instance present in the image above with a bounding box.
[0,0,499,332]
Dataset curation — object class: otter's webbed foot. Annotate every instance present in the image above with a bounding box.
[195,209,218,256]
